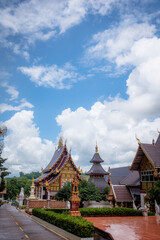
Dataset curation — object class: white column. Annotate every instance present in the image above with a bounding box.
[41,186,43,200]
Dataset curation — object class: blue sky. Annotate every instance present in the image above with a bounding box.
[1,0,160,176]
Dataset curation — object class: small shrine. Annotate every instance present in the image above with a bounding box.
[29,178,36,199]
[86,144,108,193]
[69,174,81,217]
[34,137,82,200]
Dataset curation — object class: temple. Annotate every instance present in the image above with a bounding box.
[86,144,108,193]
[130,132,160,208]
[34,137,81,200]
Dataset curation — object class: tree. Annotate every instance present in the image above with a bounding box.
[101,186,110,201]
[55,179,102,205]
[0,126,10,192]
[6,177,32,199]
[19,171,41,179]
[55,182,71,201]
[79,180,102,203]
[146,180,160,208]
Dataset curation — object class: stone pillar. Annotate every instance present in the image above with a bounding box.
[48,190,50,200]
[155,200,160,216]
[140,193,146,208]
[41,186,43,200]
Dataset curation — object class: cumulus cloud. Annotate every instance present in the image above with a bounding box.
[19,63,82,89]
[86,20,155,63]
[3,110,54,176]
[56,102,160,171]
[56,19,160,171]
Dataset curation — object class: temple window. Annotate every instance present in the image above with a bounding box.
[141,171,156,182]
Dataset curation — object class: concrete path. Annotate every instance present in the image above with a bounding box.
[0,204,64,240]
[85,216,160,240]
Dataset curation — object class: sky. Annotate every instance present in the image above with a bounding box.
[1,0,160,177]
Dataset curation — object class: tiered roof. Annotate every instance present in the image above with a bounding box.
[35,138,80,184]
[86,144,108,193]
[86,144,108,176]
[130,133,160,170]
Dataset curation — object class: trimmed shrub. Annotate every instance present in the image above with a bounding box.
[46,208,69,214]
[32,208,94,238]
[79,207,143,216]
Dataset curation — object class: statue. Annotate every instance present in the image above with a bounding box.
[19,187,24,207]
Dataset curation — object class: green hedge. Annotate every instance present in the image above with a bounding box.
[45,207,154,217]
[79,207,143,216]
[32,208,94,238]
[46,208,69,214]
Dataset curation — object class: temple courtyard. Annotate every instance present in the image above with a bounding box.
[85,216,160,240]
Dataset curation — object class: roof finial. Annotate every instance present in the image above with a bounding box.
[135,134,141,144]
[95,142,98,153]
[58,136,63,149]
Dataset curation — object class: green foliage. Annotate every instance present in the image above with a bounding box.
[22,205,26,209]
[79,207,143,216]
[0,154,10,192]
[19,171,41,179]
[6,177,32,199]
[46,208,69,214]
[32,208,94,238]
[80,173,89,181]
[54,180,102,204]
[79,180,102,203]
[146,180,160,206]
[101,186,110,201]
[55,182,71,201]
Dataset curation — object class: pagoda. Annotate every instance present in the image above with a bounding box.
[34,137,81,200]
[86,144,108,193]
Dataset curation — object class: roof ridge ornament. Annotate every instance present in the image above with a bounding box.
[135,134,141,145]
[58,136,63,149]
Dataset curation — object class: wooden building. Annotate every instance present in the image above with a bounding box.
[34,138,81,200]
[107,166,140,208]
[86,144,108,193]
[130,132,160,208]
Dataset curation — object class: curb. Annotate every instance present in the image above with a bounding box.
[32,215,94,240]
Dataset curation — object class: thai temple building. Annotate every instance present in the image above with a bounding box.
[34,137,82,200]
[130,132,160,208]
[86,144,108,193]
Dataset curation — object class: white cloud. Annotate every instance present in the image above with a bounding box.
[86,20,155,63]
[56,102,160,170]
[56,20,160,170]
[0,99,34,113]
[19,63,82,89]
[3,110,54,176]
[1,82,19,100]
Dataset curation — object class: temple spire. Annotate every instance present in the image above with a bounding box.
[58,136,63,149]
[95,142,98,153]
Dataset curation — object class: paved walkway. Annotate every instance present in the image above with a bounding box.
[85,216,160,240]
[0,204,64,240]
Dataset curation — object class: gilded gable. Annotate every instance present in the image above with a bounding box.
[140,155,154,172]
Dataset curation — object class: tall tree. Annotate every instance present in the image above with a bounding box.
[0,126,10,192]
